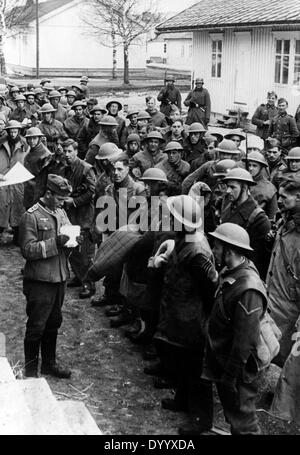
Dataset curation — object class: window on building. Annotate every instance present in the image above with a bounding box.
[181,45,185,57]
[294,40,300,85]
[211,40,222,78]
[275,39,290,84]
[163,43,167,54]
[189,44,192,58]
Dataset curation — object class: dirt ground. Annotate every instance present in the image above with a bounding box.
[1,230,300,436]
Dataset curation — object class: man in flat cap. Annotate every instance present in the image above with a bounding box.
[19,174,75,379]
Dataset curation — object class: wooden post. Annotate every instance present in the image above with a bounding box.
[36,0,39,79]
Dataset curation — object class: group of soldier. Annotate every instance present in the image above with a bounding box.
[0,74,300,435]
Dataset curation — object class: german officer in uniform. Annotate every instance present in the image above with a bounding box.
[19,174,74,379]
[252,91,278,140]
[268,98,299,151]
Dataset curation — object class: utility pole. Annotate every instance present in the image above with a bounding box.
[36,0,39,78]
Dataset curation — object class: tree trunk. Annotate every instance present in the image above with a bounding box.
[0,1,7,76]
[0,35,6,76]
[123,43,129,85]
[111,22,117,79]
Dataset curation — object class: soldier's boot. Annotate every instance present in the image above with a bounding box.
[24,339,40,378]
[40,331,71,379]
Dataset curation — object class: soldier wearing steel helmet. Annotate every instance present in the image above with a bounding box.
[77,104,107,152]
[106,100,126,148]
[85,115,119,166]
[48,90,68,124]
[71,83,85,101]
[264,137,287,188]
[66,90,77,110]
[0,120,28,244]
[220,168,271,279]
[129,131,167,175]
[34,87,46,108]
[191,223,267,435]
[23,127,53,209]
[123,109,139,141]
[37,103,68,153]
[63,100,89,159]
[243,151,278,219]
[184,78,211,127]
[157,75,182,118]
[6,85,20,111]
[182,139,240,195]
[155,141,190,193]
[276,147,300,185]
[152,195,218,435]
[182,122,207,167]
[24,91,40,126]
[125,133,141,160]
[9,94,31,125]
[80,76,90,99]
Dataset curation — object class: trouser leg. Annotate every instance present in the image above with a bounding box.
[175,347,214,426]
[216,377,261,435]
[24,339,40,377]
[23,280,64,376]
[103,263,124,303]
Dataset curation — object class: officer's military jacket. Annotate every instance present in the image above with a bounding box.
[19,201,71,283]
[252,103,278,139]
[268,112,299,149]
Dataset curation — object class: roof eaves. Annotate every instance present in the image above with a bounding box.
[37,0,76,24]
[157,20,300,33]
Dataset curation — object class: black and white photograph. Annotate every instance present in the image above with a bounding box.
[0,0,299,440]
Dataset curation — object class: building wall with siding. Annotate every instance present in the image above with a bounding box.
[192,28,300,117]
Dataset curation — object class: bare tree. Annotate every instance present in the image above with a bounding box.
[0,0,27,76]
[0,0,7,75]
[83,0,162,84]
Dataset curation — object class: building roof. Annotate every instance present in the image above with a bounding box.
[7,0,74,27]
[157,0,300,32]
[150,32,193,42]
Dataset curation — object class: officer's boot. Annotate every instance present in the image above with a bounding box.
[12,227,19,246]
[24,339,40,378]
[40,331,71,379]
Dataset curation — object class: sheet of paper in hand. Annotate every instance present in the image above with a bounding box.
[60,225,80,248]
[0,162,34,187]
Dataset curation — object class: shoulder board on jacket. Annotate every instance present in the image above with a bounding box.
[27,204,39,213]
[260,104,266,107]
